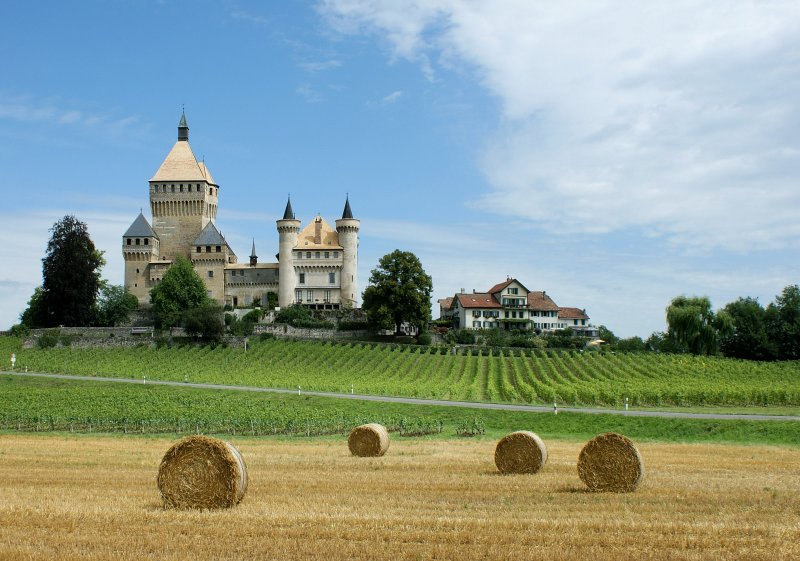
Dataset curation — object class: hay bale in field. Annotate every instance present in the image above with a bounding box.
[577,432,644,492]
[348,423,389,457]
[494,431,548,474]
[157,435,248,509]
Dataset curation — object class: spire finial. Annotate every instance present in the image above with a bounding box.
[178,108,189,141]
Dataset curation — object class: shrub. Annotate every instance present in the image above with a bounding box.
[37,330,60,349]
[417,332,432,346]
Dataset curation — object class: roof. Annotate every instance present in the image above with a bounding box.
[193,221,229,246]
[438,297,453,310]
[487,278,531,295]
[342,196,353,219]
[454,292,501,309]
[295,217,342,250]
[150,140,213,183]
[282,197,295,220]
[527,291,560,311]
[123,213,158,239]
[558,307,589,320]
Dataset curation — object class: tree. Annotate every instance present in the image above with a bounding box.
[719,297,775,360]
[616,336,647,352]
[150,256,210,329]
[19,286,45,328]
[32,216,104,327]
[361,250,432,334]
[666,295,731,355]
[766,285,800,360]
[597,325,619,345]
[183,304,224,342]
[93,284,139,327]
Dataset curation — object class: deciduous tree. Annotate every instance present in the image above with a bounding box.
[666,295,731,355]
[150,256,209,329]
[361,250,432,335]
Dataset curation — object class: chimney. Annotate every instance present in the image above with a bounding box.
[314,216,322,244]
[473,289,476,294]
[460,288,465,294]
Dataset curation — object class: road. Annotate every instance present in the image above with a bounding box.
[4,370,800,422]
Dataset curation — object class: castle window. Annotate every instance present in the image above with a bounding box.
[324,289,331,302]
[171,185,175,193]
[299,273,305,284]
[206,246,211,253]
[127,239,131,245]
[306,290,313,303]
[135,238,140,245]
[324,251,329,258]
[333,252,339,258]
[196,246,201,253]
[208,271,214,278]
[196,184,201,191]
[295,290,302,303]
[297,252,302,259]
[144,239,149,245]
[306,252,311,258]
[315,252,320,259]
[329,273,335,284]
[216,245,221,252]
[136,268,140,274]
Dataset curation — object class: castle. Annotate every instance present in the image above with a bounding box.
[122,113,360,310]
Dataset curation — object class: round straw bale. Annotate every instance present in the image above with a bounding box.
[577,432,644,492]
[494,431,548,474]
[348,423,389,457]
[157,435,248,509]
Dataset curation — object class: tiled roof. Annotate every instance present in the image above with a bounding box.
[193,221,228,246]
[295,217,342,250]
[455,292,501,309]
[558,307,589,320]
[527,291,559,311]
[487,279,513,294]
[150,140,210,182]
[123,213,158,238]
[438,297,453,310]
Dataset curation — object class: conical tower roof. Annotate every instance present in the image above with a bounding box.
[123,212,158,238]
[282,197,295,220]
[342,195,353,219]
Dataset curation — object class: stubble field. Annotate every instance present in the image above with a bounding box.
[0,434,798,560]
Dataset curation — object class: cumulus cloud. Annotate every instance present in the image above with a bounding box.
[320,0,800,252]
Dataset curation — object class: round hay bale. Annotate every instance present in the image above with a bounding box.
[494,431,548,474]
[157,435,248,509]
[577,432,644,492]
[348,423,389,457]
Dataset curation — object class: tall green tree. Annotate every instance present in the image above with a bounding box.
[766,285,800,360]
[361,250,432,335]
[30,215,105,327]
[666,295,731,355]
[93,284,139,327]
[150,256,210,329]
[719,297,775,360]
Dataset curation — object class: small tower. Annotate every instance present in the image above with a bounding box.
[122,212,160,303]
[336,195,360,308]
[249,239,258,267]
[277,197,301,308]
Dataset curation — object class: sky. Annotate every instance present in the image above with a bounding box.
[1,0,799,337]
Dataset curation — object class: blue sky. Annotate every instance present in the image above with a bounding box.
[1,0,799,337]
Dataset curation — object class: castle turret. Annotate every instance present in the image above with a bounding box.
[122,212,160,303]
[249,239,258,267]
[277,197,301,308]
[335,195,360,308]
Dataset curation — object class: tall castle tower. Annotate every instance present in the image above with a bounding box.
[149,111,219,260]
[336,196,360,308]
[276,197,301,308]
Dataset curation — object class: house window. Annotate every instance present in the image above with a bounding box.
[324,289,331,302]
[473,311,481,317]
[329,273,335,284]
[509,288,518,295]
[208,271,214,278]
[505,311,509,319]
[295,290,302,303]
[306,290,313,302]
[472,321,480,328]
[299,273,305,284]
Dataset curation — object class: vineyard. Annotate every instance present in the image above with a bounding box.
[2,336,800,407]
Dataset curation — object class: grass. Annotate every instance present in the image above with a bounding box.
[2,375,799,446]
[0,434,798,561]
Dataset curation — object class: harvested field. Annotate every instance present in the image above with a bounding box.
[0,435,798,560]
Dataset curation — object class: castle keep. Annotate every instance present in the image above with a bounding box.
[123,113,359,310]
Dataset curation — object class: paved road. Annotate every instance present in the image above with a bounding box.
[4,370,800,422]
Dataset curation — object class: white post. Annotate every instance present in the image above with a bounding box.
[351,383,354,395]
[298,385,301,395]
[10,354,16,370]
[625,397,629,411]
[553,401,558,415]
[143,375,146,385]
[244,338,248,353]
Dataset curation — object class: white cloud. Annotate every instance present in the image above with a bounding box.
[381,90,403,104]
[300,60,342,73]
[320,0,800,252]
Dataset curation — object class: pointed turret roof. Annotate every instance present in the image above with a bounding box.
[123,212,158,238]
[150,113,216,183]
[178,109,189,141]
[193,221,229,246]
[342,195,353,219]
[282,197,295,220]
[250,239,257,258]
